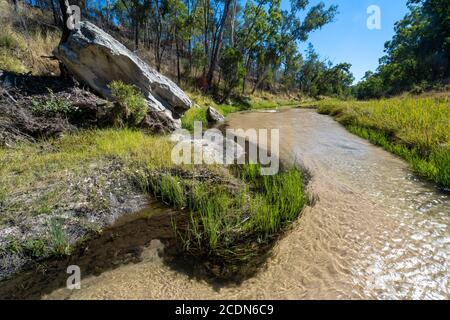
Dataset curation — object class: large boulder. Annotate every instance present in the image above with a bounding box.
[54,21,192,132]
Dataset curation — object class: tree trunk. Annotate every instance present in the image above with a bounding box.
[242,55,252,94]
[58,0,72,79]
[202,0,210,76]
[230,0,237,48]
[206,0,232,89]
[176,37,181,84]
[134,19,139,50]
[58,0,71,43]
[252,66,270,94]
[51,0,62,26]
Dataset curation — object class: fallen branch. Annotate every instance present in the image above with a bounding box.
[0,89,17,103]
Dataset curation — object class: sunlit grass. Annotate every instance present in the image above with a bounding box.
[309,96,450,188]
[0,129,174,222]
[143,164,306,270]
[181,107,208,132]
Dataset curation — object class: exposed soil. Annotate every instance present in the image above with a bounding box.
[0,70,114,147]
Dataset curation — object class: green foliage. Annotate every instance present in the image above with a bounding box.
[23,238,48,258]
[356,71,384,99]
[108,81,147,127]
[356,0,450,98]
[157,174,185,209]
[191,42,207,76]
[49,218,70,256]
[31,89,72,117]
[298,44,354,98]
[181,107,208,132]
[219,47,246,98]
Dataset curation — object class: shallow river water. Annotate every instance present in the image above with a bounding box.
[46,109,450,300]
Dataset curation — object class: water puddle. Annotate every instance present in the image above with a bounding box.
[0,202,179,299]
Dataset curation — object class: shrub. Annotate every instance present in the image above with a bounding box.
[181,107,208,131]
[108,81,148,127]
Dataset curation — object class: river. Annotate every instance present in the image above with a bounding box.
[45,109,450,300]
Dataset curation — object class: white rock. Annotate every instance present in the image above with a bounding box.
[54,21,192,131]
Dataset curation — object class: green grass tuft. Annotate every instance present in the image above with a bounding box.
[142,164,306,273]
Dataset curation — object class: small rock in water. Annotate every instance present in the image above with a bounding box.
[206,106,225,124]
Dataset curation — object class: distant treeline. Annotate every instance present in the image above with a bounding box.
[356,0,450,99]
[10,0,448,100]
[12,0,355,100]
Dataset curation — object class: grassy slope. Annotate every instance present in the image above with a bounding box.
[0,1,60,75]
[305,97,450,189]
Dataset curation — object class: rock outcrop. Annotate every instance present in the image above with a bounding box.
[54,21,192,132]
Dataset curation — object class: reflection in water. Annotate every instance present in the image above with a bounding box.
[46,109,449,300]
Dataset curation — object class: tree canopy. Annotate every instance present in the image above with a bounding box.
[356,0,450,99]
[14,0,358,99]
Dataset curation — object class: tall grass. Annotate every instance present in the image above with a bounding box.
[142,164,307,275]
[181,107,208,132]
[0,0,61,74]
[312,97,450,188]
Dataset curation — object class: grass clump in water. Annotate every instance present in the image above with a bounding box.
[309,96,450,189]
[142,164,307,279]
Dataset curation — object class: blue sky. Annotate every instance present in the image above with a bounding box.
[285,0,409,82]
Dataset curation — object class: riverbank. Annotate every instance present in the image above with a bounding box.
[0,83,306,296]
[303,96,450,190]
[44,109,450,300]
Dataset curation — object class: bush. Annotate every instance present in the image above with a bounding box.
[108,81,148,127]
[181,107,208,131]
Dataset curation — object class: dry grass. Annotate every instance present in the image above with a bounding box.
[0,0,60,75]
